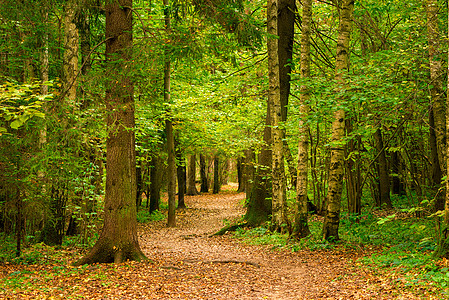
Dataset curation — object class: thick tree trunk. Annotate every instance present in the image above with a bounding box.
[245,107,272,226]
[292,0,311,239]
[186,154,199,195]
[199,154,209,193]
[322,0,353,241]
[74,0,146,265]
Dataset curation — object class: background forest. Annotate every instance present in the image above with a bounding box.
[2,0,449,296]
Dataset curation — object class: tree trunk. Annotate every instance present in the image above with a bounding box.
[292,0,311,239]
[213,155,220,194]
[427,0,446,176]
[244,149,255,194]
[164,0,176,227]
[427,0,445,212]
[322,0,353,241]
[237,157,245,192]
[434,1,449,258]
[186,154,199,195]
[245,106,272,226]
[374,128,392,209]
[149,155,162,213]
[175,140,186,208]
[74,0,146,265]
[268,0,290,233]
[199,154,209,193]
[345,122,362,215]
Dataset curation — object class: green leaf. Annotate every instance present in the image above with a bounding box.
[10,119,24,129]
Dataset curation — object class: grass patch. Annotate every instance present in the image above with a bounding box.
[137,209,166,223]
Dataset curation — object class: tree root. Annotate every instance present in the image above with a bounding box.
[183,258,260,268]
[212,222,248,236]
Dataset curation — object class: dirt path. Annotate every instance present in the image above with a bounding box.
[0,188,436,299]
[138,189,424,300]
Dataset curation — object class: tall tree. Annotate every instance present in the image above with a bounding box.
[292,0,311,239]
[268,0,290,232]
[322,0,354,241]
[427,0,445,211]
[75,0,146,265]
[164,0,176,227]
[434,0,449,259]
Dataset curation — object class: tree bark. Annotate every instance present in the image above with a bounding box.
[213,155,220,194]
[322,0,354,241]
[292,0,311,239]
[345,120,361,215]
[427,0,446,175]
[149,155,162,213]
[175,139,186,208]
[74,0,146,265]
[244,105,272,226]
[164,0,176,227]
[237,157,245,192]
[186,154,199,195]
[374,128,392,209]
[268,0,290,233]
[199,154,209,193]
[427,0,445,212]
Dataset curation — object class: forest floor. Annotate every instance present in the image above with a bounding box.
[0,185,445,299]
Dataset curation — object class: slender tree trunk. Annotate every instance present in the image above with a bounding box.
[164,0,176,227]
[427,0,445,212]
[186,154,199,195]
[345,121,361,215]
[199,154,209,193]
[149,155,162,213]
[268,0,290,233]
[292,0,311,239]
[237,157,245,192]
[74,0,146,265]
[213,155,220,194]
[322,0,354,241]
[62,0,80,236]
[175,140,186,208]
[427,0,446,175]
[244,149,255,194]
[374,128,392,209]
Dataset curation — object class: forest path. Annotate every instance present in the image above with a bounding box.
[138,185,422,300]
[0,185,431,299]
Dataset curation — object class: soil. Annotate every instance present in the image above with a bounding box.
[0,186,441,299]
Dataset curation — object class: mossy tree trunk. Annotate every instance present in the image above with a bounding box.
[322,0,354,241]
[292,0,311,239]
[74,0,146,265]
[268,0,291,233]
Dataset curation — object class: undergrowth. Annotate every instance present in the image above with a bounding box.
[232,209,448,294]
